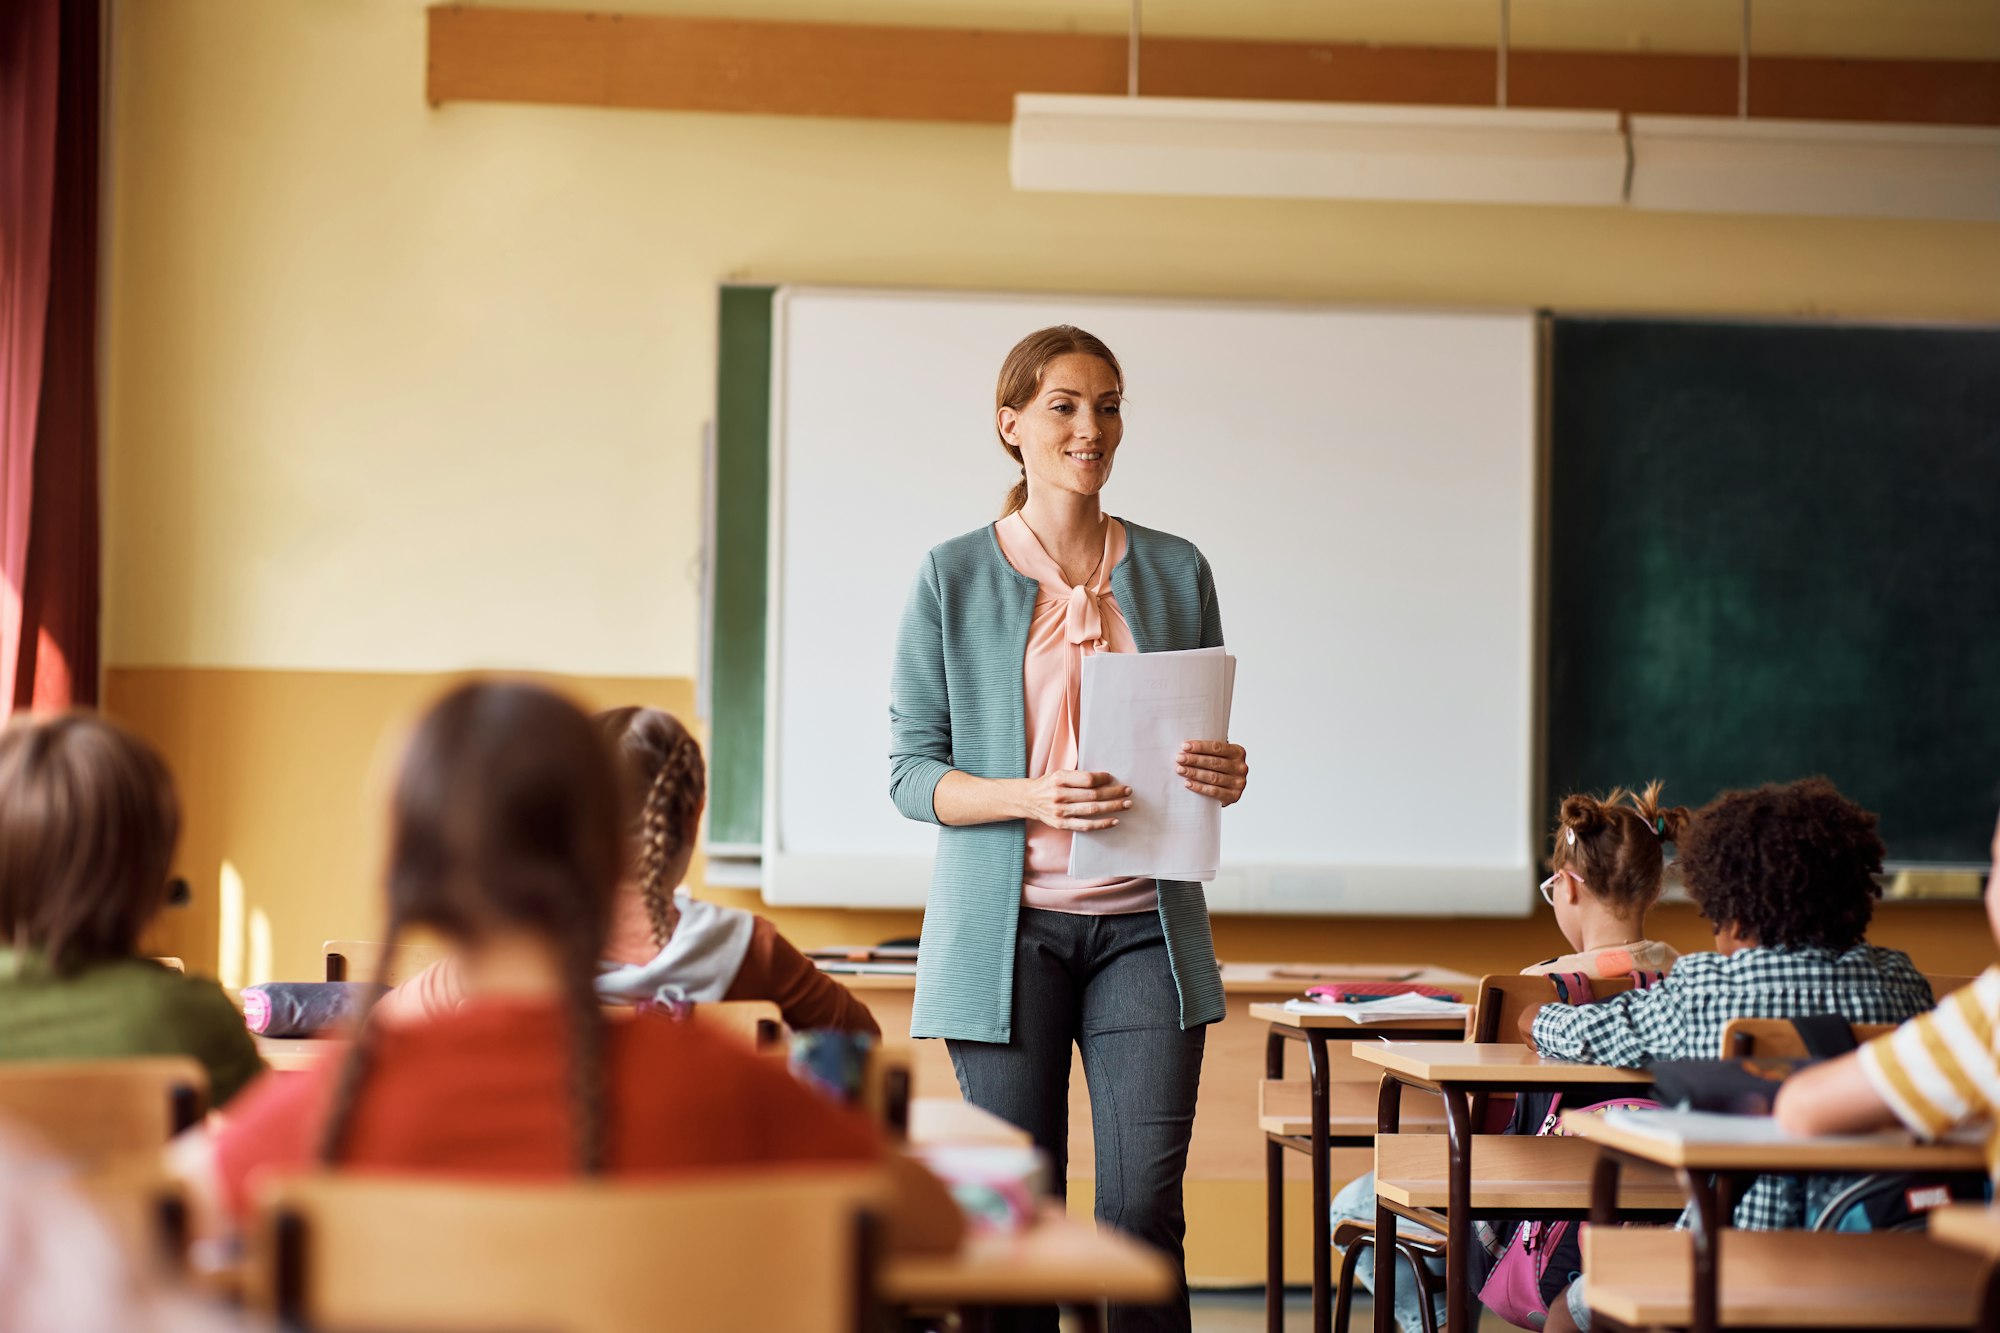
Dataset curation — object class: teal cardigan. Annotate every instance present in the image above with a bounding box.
[889,518,1228,1042]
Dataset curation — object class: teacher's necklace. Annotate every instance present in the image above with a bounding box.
[1021,511,1108,588]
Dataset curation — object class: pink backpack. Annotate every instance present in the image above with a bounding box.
[1475,971,1665,1329]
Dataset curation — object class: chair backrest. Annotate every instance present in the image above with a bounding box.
[1925,973,1979,1001]
[0,1057,207,1167]
[1721,1018,1899,1059]
[1470,973,1637,1043]
[689,999,785,1051]
[248,1168,888,1333]
[322,939,450,985]
[76,1161,190,1273]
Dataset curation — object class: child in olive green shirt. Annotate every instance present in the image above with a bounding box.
[0,715,263,1106]
[0,949,262,1105]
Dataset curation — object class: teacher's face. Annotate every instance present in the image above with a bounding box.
[999,352,1124,502]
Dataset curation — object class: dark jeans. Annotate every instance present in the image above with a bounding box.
[946,906,1208,1333]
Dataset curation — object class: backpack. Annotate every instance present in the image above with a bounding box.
[1785,1016,1993,1233]
[1475,971,1667,1330]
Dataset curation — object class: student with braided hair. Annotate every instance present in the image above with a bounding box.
[376,706,877,1035]
[174,682,885,1229]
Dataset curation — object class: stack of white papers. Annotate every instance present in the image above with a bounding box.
[1069,647,1237,882]
[1280,994,1471,1021]
[1599,1107,1972,1147]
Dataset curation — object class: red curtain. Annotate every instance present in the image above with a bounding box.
[0,0,99,715]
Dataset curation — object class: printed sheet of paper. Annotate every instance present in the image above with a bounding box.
[1068,647,1236,882]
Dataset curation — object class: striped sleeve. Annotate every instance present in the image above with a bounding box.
[1858,967,2000,1140]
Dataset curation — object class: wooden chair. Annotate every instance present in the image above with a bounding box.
[1584,1225,1986,1330]
[247,1167,888,1333]
[1469,972,1639,1043]
[0,1056,207,1168]
[1722,1018,1898,1059]
[76,1161,192,1274]
[689,998,785,1050]
[321,938,450,985]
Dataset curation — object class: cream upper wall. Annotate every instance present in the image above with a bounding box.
[103,0,2000,676]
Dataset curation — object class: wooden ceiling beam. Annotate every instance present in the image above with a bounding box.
[426,5,2000,128]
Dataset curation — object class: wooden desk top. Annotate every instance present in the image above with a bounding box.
[1930,1204,2000,1261]
[841,962,1472,997]
[1354,1043,1652,1085]
[881,1202,1175,1306]
[256,1035,342,1073]
[1584,1227,1986,1329]
[908,1098,1030,1149]
[1561,1110,1989,1173]
[1247,1004,1471,1033]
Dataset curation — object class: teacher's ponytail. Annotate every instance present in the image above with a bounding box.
[994,325,1124,519]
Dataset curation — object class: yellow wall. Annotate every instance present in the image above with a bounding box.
[105,0,2000,981]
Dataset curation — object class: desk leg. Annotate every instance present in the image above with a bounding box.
[1589,1150,1622,1227]
[1373,1076,1406,1333]
[1979,1258,2000,1333]
[1268,1028,1288,1333]
[1071,1302,1105,1333]
[1441,1083,1474,1333]
[1309,1030,1332,1333]
[1678,1166,1720,1333]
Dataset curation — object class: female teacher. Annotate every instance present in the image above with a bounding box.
[889,325,1249,1333]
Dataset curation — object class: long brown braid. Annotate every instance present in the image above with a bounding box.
[594,708,707,950]
[319,682,623,1174]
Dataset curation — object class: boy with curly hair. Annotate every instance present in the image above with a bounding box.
[1521,777,1936,1333]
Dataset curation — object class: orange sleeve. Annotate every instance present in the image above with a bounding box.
[725,917,882,1038]
[211,1061,337,1222]
[736,1044,885,1165]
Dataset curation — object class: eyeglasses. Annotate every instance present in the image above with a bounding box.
[1539,870,1574,907]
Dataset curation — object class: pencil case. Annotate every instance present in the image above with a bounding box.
[1303,981,1462,1003]
[241,981,387,1036]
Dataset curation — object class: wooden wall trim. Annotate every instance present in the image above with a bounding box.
[427,5,2000,127]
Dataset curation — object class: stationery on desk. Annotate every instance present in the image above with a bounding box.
[1070,646,1236,882]
[1279,994,1470,1021]
[805,945,920,976]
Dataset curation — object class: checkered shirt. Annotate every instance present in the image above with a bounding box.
[1532,945,1937,1230]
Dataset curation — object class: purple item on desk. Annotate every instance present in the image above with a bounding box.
[240,982,386,1036]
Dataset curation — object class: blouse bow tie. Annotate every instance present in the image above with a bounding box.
[1066,581,1107,649]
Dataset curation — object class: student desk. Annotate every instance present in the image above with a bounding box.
[1354,1043,1682,1333]
[1930,1205,2000,1333]
[882,1201,1174,1332]
[1568,1111,1990,1333]
[255,1035,337,1073]
[856,961,1470,1291]
[901,1095,1161,1331]
[1249,980,1473,1333]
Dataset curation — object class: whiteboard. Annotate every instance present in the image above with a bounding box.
[764,287,1538,916]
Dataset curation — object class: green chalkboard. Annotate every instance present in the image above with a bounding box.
[1545,317,2000,865]
[706,285,776,852]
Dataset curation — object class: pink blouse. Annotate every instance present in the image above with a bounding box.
[994,513,1158,915]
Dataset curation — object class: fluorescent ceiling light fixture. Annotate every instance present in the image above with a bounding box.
[1012,94,1630,208]
[1628,116,2000,222]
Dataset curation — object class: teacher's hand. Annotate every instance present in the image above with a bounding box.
[1179,741,1248,807]
[1019,770,1132,832]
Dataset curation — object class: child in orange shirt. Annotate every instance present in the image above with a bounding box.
[174,683,900,1232]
